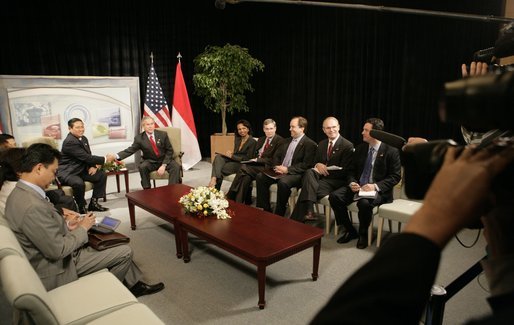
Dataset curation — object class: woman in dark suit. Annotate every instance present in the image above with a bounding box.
[209,119,257,190]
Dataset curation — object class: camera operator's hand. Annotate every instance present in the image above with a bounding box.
[404,145,514,248]
[461,61,488,78]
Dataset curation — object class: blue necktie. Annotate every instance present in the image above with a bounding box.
[359,147,374,185]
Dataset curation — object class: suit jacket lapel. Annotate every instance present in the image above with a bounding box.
[80,136,91,154]
[292,136,305,159]
[372,143,386,177]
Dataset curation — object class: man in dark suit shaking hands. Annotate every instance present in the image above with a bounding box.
[58,118,114,214]
[117,116,180,189]
[330,118,401,248]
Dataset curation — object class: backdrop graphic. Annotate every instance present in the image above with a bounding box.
[0,76,141,163]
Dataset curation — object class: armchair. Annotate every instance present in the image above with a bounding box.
[150,127,184,187]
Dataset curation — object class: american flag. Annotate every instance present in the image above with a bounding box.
[143,64,172,128]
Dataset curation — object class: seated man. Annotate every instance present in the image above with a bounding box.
[58,118,113,213]
[0,148,77,221]
[5,143,164,297]
[117,116,181,189]
[329,118,401,248]
[226,118,283,203]
[290,116,354,222]
[255,116,317,216]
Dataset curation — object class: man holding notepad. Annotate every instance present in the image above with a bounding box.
[290,117,354,222]
[330,118,401,249]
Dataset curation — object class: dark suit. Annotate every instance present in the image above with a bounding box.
[58,133,107,209]
[290,136,354,221]
[227,134,284,203]
[329,142,401,234]
[5,181,142,290]
[211,136,257,190]
[117,129,180,188]
[311,233,439,324]
[256,134,317,216]
[311,233,514,324]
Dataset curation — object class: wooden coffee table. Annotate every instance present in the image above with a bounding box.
[126,184,324,309]
[126,184,190,259]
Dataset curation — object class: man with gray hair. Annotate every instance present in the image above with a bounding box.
[226,118,284,203]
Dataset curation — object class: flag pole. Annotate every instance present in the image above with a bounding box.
[150,52,154,65]
[177,52,182,63]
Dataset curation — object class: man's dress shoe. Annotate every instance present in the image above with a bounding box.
[304,211,317,222]
[88,200,109,212]
[336,231,358,244]
[356,235,368,249]
[129,281,165,297]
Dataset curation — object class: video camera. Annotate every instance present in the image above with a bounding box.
[371,22,514,200]
[473,22,514,70]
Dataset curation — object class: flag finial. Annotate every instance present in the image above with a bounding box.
[177,52,182,62]
[150,52,154,65]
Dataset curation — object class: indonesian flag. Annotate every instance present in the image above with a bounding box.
[171,60,202,170]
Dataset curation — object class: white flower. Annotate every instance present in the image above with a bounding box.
[179,186,231,219]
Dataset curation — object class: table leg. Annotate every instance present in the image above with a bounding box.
[182,229,191,263]
[173,221,183,259]
[312,238,321,281]
[128,201,136,230]
[115,174,121,193]
[257,263,266,309]
[124,170,130,193]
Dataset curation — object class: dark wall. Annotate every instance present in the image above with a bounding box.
[0,0,503,154]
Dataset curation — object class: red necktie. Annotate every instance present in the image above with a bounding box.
[149,135,160,156]
[260,138,271,158]
[327,141,333,159]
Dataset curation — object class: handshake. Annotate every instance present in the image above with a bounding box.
[105,153,118,163]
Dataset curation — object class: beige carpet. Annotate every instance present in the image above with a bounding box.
[1,161,492,324]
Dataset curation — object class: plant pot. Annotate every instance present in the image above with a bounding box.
[210,133,235,162]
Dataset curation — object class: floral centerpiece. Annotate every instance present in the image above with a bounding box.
[100,160,126,172]
[179,186,232,219]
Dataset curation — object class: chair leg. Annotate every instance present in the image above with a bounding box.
[368,216,373,247]
[324,206,330,235]
[376,217,385,247]
[152,179,156,188]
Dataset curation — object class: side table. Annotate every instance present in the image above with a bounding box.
[104,169,130,201]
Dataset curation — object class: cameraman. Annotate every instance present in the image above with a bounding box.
[311,144,514,324]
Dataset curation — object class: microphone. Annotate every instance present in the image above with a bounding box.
[369,129,406,150]
[214,0,226,9]
[214,0,239,9]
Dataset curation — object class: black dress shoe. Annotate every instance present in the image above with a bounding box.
[129,281,165,297]
[88,199,109,212]
[304,211,317,222]
[336,231,358,244]
[356,235,368,249]
[78,206,88,214]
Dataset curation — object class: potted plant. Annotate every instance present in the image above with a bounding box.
[193,43,264,135]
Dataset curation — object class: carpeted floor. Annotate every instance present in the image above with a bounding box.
[1,161,492,324]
